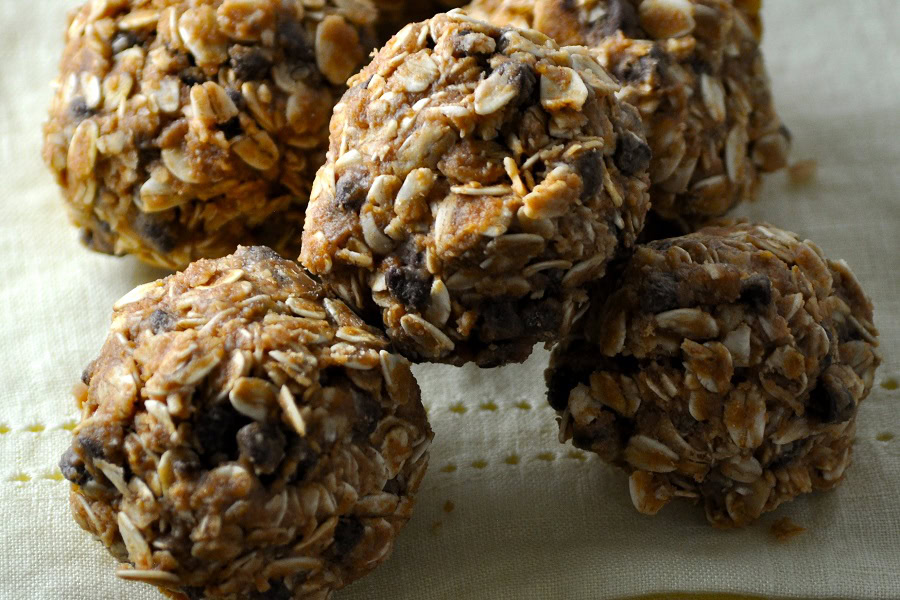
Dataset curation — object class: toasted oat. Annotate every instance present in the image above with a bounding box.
[468,0,792,231]
[771,517,806,541]
[43,0,380,269]
[61,247,432,599]
[301,11,651,366]
[547,221,881,528]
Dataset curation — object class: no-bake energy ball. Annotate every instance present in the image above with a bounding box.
[301,11,652,366]
[468,0,791,227]
[60,246,432,599]
[43,0,378,269]
[546,222,880,527]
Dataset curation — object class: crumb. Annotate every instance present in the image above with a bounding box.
[771,517,806,541]
[789,159,818,185]
[443,500,455,513]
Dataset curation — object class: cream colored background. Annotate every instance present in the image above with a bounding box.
[0,2,898,599]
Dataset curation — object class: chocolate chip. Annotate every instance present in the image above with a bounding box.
[220,116,242,139]
[739,274,772,310]
[287,437,319,483]
[385,266,431,311]
[80,360,96,385]
[111,31,141,54]
[614,131,652,176]
[172,452,201,477]
[335,169,369,211]
[521,299,563,335]
[194,402,244,460]
[77,434,106,459]
[131,211,177,254]
[69,98,96,121]
[148,309,176,334]
[229,45,273,81]
[496,60,536,107]
[597,0,639,37]
[278,19,315,64]
[807,370,856,424]
[182,587,205,600]
[641,272,680,313]
[179,66,206,86]
[689,57,713,75]
[382,475,404,495]
[332,516,364,558]
[352,389,382,438]
[251,581,292,600]
[479,302,525,343]
[227,87,245,109]
[573,149,604,201]
[59,448,88,485]
[571,410,623,463]
[237,423,286,475]
[547,366,580,411]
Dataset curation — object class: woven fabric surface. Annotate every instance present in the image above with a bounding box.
[0,1,897,599]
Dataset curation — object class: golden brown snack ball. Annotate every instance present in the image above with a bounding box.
[301,11,652,366]
[468,0,792,229]
[60,246,432,598]
[43,0,379,269]
[546,222,880,527]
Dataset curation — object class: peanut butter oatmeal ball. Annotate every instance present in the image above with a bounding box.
[546,222,880,527]
[59,246,432,599]
[43,0,379,269]
[301,12,652,366]
[468,0,791,228]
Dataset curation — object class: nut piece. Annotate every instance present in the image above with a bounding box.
[43,0,379,269]
[467,0,792,231]
[301,12,651,367]
[61,247,432,598]
[547,221,880,527]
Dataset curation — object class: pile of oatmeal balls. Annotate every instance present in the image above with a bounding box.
[46,1,880,598]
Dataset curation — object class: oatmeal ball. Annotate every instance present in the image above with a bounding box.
[468,0,791,228]
[301,12,652,366]
[43,0,379,269]
[60,246,432,599]
[546,222,880,527]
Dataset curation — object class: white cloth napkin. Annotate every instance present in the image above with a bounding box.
[0,1,897,599]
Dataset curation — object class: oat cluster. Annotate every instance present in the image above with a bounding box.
[547,222,880,527]
[43,0,379,269]
[301,11,652,366]
[60,246,432,598]
[468,0,791,229]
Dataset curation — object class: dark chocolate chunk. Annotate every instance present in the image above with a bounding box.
[132,211,177,254]
[382,475,404,495]
[69,98,96,121]
[640,272,680,313]
[807,370,856,424]
[332,516,365,558]
[547,365,581,411]
[739,274,772,310]
[80,360,96,385]
[194,402,244,460]
[182,587,205,600]
[148,309,176,334]
[230,45,273,81]
[597,0,639,37]
[572,410,624,463]
[251,581,293,600]
[220,116,242,139]
[226,87,245,109]
[278,19,315,64]
[352,389,382,438]
[614,130,652,176]
[521,299,563,335]
[179,66,206,86]
[496,60,536,107]
[59,448,88,485]
[480,302,525,343]
[287,436,319,483]
[237,423,286,475]
[77,434,106,459]
[385,266,430,311]
[575,149,604,201]
[172,451,201,478]
[335,169,369,211]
